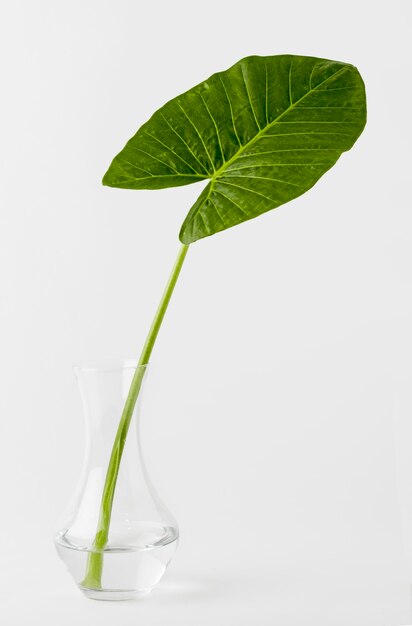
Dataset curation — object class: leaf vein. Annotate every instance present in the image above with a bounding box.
[142,131,199,174]
[110,173,204,182]
[218,179,278,204]
[208,198,226,226]
[309,64,316,91]
[213,188,251,217]
[226,163,332,172]
[126,144,180,174]
[262,131,352,137]
[160,114,209,175]
[118,159,153,176]
[196,209,208,232]
[219,75,242,147]
[237,148,340,157]
[176,102,215,173]
[223,174,303,188]
[294,106,361,109]
[199,92,226,163]
[241,65,261,131]
[276,120,359,124]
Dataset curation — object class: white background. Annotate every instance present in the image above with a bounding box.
[1,1,412,624]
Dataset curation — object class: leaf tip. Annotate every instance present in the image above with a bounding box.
[102,168,114,187]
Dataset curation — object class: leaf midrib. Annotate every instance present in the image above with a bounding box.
[211,64,349,183]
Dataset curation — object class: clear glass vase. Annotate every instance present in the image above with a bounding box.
[55,359,179,600]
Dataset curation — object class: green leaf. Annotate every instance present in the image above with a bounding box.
[103,55,366,243]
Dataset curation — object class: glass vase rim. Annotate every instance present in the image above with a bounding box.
[73,357,148,374]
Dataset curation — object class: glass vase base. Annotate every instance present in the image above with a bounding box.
[55,529,178,600]
[80,587,152,601]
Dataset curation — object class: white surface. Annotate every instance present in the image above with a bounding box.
[1,0,412,624]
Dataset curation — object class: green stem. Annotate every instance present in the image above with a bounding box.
[81,243,189,590]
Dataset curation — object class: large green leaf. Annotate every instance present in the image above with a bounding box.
[103,55,366,243]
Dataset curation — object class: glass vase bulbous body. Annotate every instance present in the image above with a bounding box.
[54,359,178,600]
